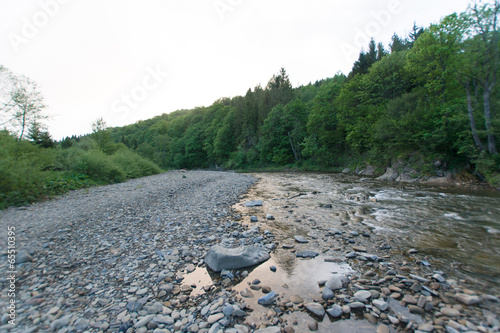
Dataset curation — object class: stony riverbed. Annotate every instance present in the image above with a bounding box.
[0,171,498,333]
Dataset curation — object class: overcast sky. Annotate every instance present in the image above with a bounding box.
[1,0,471,140]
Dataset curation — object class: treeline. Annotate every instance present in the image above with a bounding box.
[102,3,499,185]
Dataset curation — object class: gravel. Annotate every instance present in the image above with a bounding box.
[0,171,256,332]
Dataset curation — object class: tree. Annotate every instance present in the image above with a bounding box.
[0,66,47,140]
[464,0,499,154]
[28,121,55,148]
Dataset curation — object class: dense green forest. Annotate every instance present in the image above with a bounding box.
[1,2,499,209]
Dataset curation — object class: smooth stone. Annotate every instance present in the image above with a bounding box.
[258,291,278,305]
[308,321,319,331]
[50,315,71,331]
[402,294,418,305]
[295,251,319,258]
[354,290,372,301]
[207,313,224,324]
[372,299,389,311]
[266,214,275,220]
[244,200,263,207]
[377,324,390,333]
[240,288,254,298]
[326,304,343,318]
[304,303,325,318]
[322,287,335,300]
[290,295,303,304]
[418,323,435,332]
[348,302,365,310]
[74,318,90,331]
[325,275,348,291]
[455,293,480,305]
[204,245,270,272]
[134,315,155,328]
[250,216,258,222]
[352,246,367,252]
[16,250,33,263]
[294,236,309,243]
[408,305,424,315]
[440,307,460,317]
[364,313,378,324]
[254,327,281,333]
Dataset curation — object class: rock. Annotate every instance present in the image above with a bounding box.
[418,323,435,332]
[50,315,71,331]
[322,287,335,300]
[296,251,319,258]
[258,291,278,305]
[308,321,319,331]
[262,286,272,293]
[354,290,372,302]
[408,305,424,315]
[377,324,390,333]
[304,303,325,318]
[372,299,389,311]
[16,250,33,264]
[244,200,263,207]
[352,246,366,252]
[402,294,418,305]
[455,293,480,305]
[250,216,258,222]
[377,168,399,181]
[74,318,90,331]
[364,313,378,324]
[204,245,270,272]
[266,214,275,220]
[290,295,303,304]
[325,275,348,291]
[207,313,224,324]
[347,302,365,310]
[223,305,234,317]
[326,304,343,318]
[440,307,460,317]
[254,327,281,333]
[134,315,155,328]
[270,265,277,272]
[294,236,309,243]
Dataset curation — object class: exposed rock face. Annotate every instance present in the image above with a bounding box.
[204,245,270,272]
[377,167,399,181]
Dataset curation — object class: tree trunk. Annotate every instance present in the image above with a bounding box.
[483,86,498,155]
[464,79,485,151]
[288,131,299,161]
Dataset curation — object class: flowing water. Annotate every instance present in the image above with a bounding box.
[183,172,500,331]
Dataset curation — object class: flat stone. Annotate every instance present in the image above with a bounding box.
[402,294,418,305]
[207,313,224,324]
[50,315,71,331]
[440,307,460,317]
[294,236,309,243]
[134,315,155,328]
[244,200,263,207]
[418,323,435,332]
[352,246,367,252]
[204,245,270,272]
[348,302,365,310]
[250,216,258,222]
[254,326,281,333]
[290,295,303,304]
[304,302,325,318]
[295,251,319,258]
[240,288,254,298]
[16,250,33,263]
[354,290,372,301]
[455,293,480,305]
[377,324,390,333]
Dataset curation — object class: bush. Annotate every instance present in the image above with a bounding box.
[111,149,162,178]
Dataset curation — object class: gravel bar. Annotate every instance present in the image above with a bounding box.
[0,171,257,333]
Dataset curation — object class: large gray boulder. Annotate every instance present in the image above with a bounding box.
[204,245,270,272]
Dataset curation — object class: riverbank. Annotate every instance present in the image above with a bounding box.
[0,171,498,332]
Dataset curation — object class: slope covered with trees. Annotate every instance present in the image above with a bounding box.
[1,1,499,209]
[107,2,499,184]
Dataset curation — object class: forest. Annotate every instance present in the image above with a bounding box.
[1,2,499,209]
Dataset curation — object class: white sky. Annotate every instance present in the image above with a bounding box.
[1,0,471,140]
